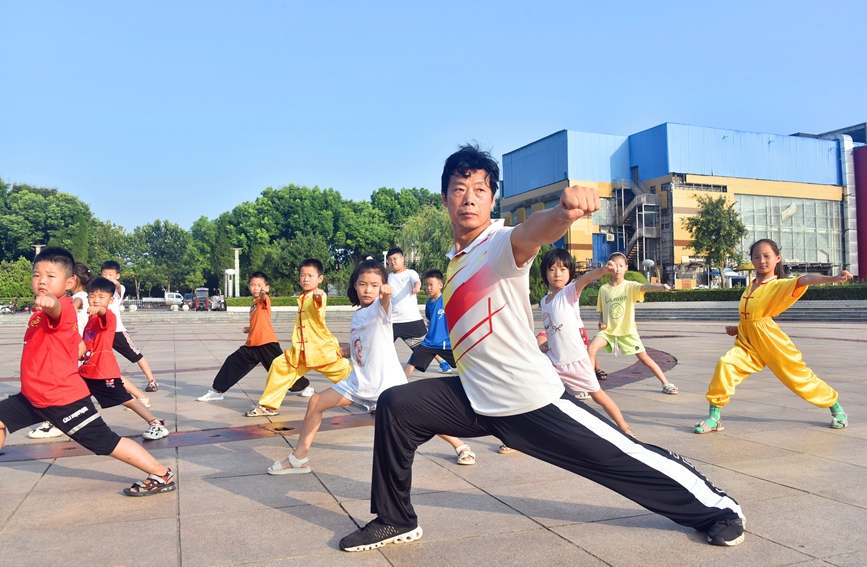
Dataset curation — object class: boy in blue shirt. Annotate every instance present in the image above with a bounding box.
[403,270,474,465]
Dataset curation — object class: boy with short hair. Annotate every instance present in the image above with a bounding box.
[0,247,176,496]
[80,277,169,440]
[245,259,352,417]
[387,248,451,374]
[100,260,160,392]
[198,271,305,401]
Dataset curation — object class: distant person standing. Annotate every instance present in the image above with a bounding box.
[387,248,452,374]
[100,261,160,392]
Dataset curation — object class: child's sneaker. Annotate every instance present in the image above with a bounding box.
[197,390,224,402]
[438,360,453,374]
[575,391,591,400]
[143,419,169,440]
[662,383,679,395]
[339,518,423,552]
[300,386,315,397]
[145,380,159,392]
[28,421,63,439]
[123,468,177,497]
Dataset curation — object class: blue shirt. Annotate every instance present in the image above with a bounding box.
[422,295,451,350]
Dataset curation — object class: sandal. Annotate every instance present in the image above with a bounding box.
[662,383,679,395]
[498,445,517,454]
[124,468,176,497]
[267,453,312,475]
[245,405,279,417]
[595,369,608,381]
[454,444,476,465]
[831,411,848,429]
[694,417,724,434]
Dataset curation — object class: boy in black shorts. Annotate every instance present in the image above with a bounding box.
[0,247,176,496]
[100,260,160,392]
[80,277,169,440]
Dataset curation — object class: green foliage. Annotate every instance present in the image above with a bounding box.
[0,257,33,297]
[0,182,93,262]
[529,245,552,304]
[396,206,453,276]
[599,270,648,286]
[640,284,867,302]
[682,195,747,276]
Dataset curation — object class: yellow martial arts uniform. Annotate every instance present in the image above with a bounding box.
[706,276,838,408]
[259,291,351,410]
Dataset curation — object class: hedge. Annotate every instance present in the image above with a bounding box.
[575,284,867,306]
[226,294,431,307]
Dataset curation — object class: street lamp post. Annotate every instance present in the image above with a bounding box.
[231,248,243,298]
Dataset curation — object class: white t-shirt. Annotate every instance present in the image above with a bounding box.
[73,291,89,337]
[342,300,408,400]
[541,284,589,366]
[444,220,565,417]
[388,269,422,323]
[107,284,126,333]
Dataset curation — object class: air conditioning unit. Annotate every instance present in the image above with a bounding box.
[605,233,615,242]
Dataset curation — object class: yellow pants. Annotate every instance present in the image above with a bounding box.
[259,352,352,410]
[707,320,838,409]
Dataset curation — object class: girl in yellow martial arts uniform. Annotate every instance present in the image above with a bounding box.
[695,239,852,434]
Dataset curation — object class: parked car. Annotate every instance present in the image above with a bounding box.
[183,293,194,309]
[210,289,226,311]
[141,292,184,307]
[192,287,211,311]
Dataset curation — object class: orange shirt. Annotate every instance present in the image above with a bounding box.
[245,293,279,346]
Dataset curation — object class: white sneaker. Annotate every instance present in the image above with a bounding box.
[575,391,591,400]
[300,386,315,398]
[143,420,169,440]
[198,390,224,401]
[28,422,63,439]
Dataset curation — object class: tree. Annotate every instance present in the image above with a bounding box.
[682,194,747,280]
[529,245,552,304]
[396,206,453,275]
[0,257,33,298]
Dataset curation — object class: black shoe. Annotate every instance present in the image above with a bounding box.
[145,381,159,392]
[287,376,310,393]
[339,518,423,552]
[707,517,745,546]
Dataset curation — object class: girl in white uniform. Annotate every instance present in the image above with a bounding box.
[537,249,632,436]
[268,259,408,474]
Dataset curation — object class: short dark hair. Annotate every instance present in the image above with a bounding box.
[441,143,500,197]
[101,260,121,273]
[299,258,323,276]
[87,277,117,296]
[386,248,403,259]
[348,259,389,307]
[34,247,75,277]
[248,271,268,284]
[423,269,444,283]
[540,248,575,287]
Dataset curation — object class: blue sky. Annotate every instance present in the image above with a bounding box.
[1,0,864,230]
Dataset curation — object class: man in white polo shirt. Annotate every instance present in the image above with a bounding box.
[339,144,746,552]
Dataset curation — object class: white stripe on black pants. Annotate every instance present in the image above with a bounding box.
[370,376,743,532]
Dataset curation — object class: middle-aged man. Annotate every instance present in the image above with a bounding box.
[340,144,745,552]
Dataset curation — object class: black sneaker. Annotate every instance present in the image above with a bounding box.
[707,517,745,546]
[145,381,159,392]
[339,518,423,552]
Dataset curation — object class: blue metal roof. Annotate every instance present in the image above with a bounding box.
[662,123,841,185]
[504,123,843,198]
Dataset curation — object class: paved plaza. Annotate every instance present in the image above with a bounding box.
[1,313,865,567]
